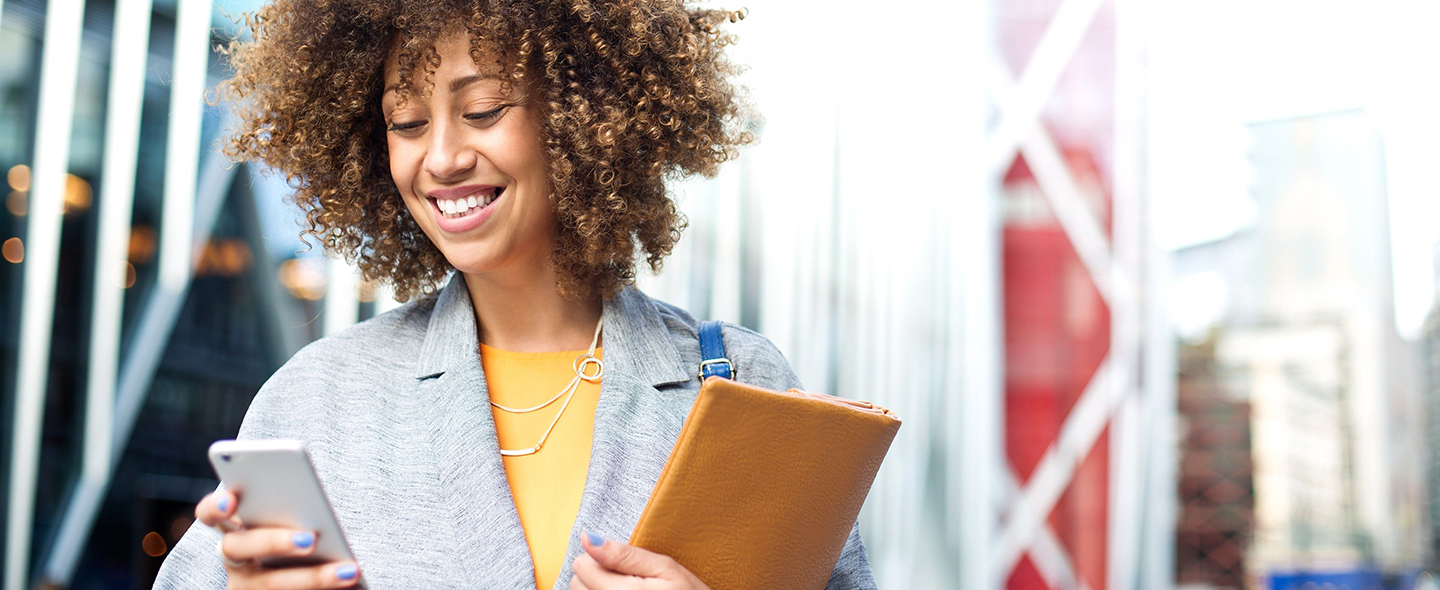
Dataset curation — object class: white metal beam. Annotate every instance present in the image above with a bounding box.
[1107,0,1151,583]
[80,0,154,517]
[42,0,157,580]
[5,0,87,586]
[986,58,1128,306]
[41,149,237,589]
[985,0,1107,178]
[1004,470,1095,590]
[993,354,1134,577]
[157,0,209,292]
[38,0,215,581]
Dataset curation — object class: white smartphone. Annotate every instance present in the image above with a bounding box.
[207,439,363,584]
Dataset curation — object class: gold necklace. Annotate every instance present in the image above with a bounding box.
[489,318,604,457]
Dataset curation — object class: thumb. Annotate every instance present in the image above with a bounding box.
[582,531,668,578]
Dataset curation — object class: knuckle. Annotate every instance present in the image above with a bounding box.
[313,567,333,589]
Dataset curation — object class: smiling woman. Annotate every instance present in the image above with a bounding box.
[149,1,880,590]
[379,33,558,288]
[220,0,751,301]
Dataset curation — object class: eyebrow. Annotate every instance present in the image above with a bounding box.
[382,74,489,97]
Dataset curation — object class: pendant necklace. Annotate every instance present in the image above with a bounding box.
[490,317,604,457]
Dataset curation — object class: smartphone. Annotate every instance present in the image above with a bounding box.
[207,439,363,583]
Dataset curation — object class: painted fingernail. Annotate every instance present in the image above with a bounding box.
[217,497,228,513]
[586,531,605,547]
[336,564,358,581]
[292,531,315,549]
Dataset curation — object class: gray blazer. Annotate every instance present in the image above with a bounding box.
[153,277,877,589]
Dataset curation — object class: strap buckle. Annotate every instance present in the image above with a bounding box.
[698,358,735,380]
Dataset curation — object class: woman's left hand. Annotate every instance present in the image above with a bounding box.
[570,531,711,590]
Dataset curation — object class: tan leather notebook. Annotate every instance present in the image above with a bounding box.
[630,377,902,590]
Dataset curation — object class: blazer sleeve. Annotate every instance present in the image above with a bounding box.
[722,323,880,590]
[151,346,321,589]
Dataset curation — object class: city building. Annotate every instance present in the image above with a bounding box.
[1421,243,1440,569]
[1171,110,1427,585]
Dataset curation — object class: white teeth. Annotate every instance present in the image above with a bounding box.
[437,189,503,218]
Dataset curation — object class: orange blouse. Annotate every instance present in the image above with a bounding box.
[480,344,602,590]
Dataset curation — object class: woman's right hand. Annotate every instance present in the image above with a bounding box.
[195,490,361,589]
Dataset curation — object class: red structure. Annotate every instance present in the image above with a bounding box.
[1003,151,1113,590]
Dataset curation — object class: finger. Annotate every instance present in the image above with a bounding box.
[572,552,631,589]
[581,531,672,578]
[568,574,594,590]
[220,528,319,562]
[195,491,241,532]
[230,561,362,589]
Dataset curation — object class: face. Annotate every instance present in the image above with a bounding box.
[381,32,553,280]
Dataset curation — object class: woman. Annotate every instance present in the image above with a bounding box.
[154,0,876,589]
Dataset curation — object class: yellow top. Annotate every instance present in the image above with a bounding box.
[481,343,602,590]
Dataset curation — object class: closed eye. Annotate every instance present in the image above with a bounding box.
[387,120,426,134]
[464,106,508,123]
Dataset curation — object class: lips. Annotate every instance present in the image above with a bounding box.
[431,186,503,218]
[425,184,505,233]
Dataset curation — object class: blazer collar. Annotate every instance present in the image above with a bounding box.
[413,276,691,387]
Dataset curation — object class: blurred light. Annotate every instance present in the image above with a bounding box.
[128,225,156,264]
[121,262,136,289]
[141,531,166,557]
[168,516,192,542]
[7,165,30,192]
[7,191,26,216]
[279,258,326,300]
[196,239,253,277]
[62,174,92,216]
[2,238,22,264]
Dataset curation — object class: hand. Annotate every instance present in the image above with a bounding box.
[570,531,710,590]
[195,490,361,589]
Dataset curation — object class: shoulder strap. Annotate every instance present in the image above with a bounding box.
[697,320,735,380]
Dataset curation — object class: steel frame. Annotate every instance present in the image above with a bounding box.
[31,0,218,583]
[983,0,1161,588]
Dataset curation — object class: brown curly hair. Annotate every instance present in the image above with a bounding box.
[220,0,752,301]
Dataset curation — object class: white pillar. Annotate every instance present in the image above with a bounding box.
[5,0,87,587]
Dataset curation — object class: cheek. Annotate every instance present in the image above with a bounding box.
[385,139,419,195]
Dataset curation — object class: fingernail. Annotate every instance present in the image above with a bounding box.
[217,497,228,513]
[292,531,315,549]
[586,531,605,548]
[336,564,358,581]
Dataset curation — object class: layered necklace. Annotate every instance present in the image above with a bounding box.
[489,317,604,457]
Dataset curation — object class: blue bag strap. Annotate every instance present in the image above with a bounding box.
[697,320,735,380]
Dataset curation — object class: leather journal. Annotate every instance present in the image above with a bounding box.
[629,377,902,590]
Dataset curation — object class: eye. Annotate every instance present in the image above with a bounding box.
[387,120,426,135]
[464,106,508,124]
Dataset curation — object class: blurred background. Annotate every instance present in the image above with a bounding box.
[1,0,1438,588]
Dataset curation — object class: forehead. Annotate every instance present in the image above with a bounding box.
[383,30,507,89]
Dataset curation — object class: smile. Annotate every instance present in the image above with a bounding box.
[426,185,506,233]
[433,186,503,218]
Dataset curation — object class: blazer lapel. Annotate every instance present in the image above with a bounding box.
[552,289,695,589]
[414,279,536,589]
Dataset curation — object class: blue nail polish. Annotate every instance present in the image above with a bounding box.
[292,531,315,549]
[336,564,358,581]
[586,531,605,547]
[217,497,228,512]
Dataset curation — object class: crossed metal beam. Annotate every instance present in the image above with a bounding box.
[981,0,1153,587]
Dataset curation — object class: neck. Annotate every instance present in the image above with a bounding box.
[462,267,603,353]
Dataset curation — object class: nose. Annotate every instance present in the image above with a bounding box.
[422,118,478,183]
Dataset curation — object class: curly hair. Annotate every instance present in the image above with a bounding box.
[220,0,752,301]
